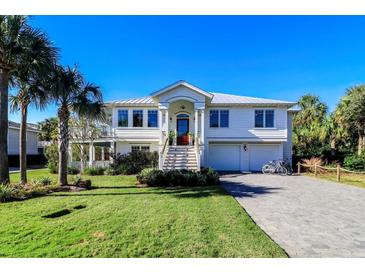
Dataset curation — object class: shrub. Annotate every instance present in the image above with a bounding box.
[136,168,220,187]
[104,167,122,176]
[71,176,92,189]
[111,151,159,175]
[83,167,105,176]
[45,143,58,172]
[301,157,324,172]
[31,177,53,186]
[0,184,13,202]
[47,162,58,174]
[67,166,80,175]
[344,155,365,171]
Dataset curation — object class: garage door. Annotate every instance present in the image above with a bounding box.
[209,144,240,171]
[249,144,280,171]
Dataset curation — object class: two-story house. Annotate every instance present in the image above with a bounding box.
[70,80,297,172]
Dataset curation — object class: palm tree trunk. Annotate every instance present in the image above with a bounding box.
[58,104,69,186]
[358,132,364,155]
[0,68,10,184]
[20,103,28,184]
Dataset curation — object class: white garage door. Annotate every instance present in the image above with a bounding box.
[208,144,240,171]
[249,144,280,171]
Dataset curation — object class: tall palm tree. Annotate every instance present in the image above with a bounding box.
[0,15,30,184]
[48,65,104,186]
[9,28,58,184]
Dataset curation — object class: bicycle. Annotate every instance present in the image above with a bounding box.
[262,160,291,175]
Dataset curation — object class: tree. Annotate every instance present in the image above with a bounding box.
[293,94,329,156]
[48,65,104,186]
[38,117,59,142]
[336,85,365,155]
[69,115,102,173]
[9,28,58,184]
[0,16,31,184]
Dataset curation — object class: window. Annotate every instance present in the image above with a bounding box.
[210,109,229,128]
[133,110,143,127]
[131,145,150,152]
[255,110,264,128]
[265,110,274,128]
[148,110,158,127]
[255,109,275,128]
[220,110,229,128]
[118,109,128,127]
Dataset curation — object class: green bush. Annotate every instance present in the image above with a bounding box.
[45,143,58,172]
[83,167,105,176]
[136,168,220,187]
[344,155,365,171]
[0,184,13,202]
[111,151,159,175]
[47,162,58,174]
[31,177,53,186]
[104,167,122,176]
[67,166,80,175]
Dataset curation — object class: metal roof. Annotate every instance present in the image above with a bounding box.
[209,92,295,106]
[105,96,157,106]
[106,91,296,107]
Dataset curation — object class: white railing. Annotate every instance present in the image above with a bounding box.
[159,134,169,170]
[195,135,201,171]
[70,160,111,169]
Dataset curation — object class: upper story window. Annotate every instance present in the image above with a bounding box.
[210,109,229,128]
[133,110,143,127]
[255,109,275,128]
[148,110,158,128]
[118,109,128,127]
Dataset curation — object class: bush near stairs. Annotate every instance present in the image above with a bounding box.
[137,168,219,187]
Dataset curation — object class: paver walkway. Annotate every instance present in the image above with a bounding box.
[221,174,365,257]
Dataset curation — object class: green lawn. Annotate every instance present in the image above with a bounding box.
[306,172,365,189]
[0,170,287,258]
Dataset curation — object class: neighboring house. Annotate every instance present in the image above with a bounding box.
[8,121,41,156]
[70,80,297,171]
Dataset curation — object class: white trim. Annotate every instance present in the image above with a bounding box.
[150,80,213,99]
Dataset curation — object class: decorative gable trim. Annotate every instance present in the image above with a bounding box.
[150,80,213,99]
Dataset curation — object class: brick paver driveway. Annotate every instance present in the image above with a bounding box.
[221,174,365,257]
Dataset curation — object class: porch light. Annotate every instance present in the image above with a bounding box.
[243,145,247,151]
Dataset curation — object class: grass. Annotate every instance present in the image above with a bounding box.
[0,169,287,258]
[305,171,365,189]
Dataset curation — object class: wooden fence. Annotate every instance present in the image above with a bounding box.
[297,162,365,182]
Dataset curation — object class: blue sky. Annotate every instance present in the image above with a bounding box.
[9,16,365,123]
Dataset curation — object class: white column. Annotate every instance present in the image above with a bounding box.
[89,143,94,167]
[158,109,163,145]
[68,144,73,163]
[195,109,198,143]
[165,109,169,133]
[200,109,205,143]
[101,147,105,161]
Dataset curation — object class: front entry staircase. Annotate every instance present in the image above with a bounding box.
[162,146,199,171]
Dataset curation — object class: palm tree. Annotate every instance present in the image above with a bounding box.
[0,16,30,184]
[48,65,104,186]
[9,28,58,184]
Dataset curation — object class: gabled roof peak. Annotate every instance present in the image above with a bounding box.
[150,80,213,99]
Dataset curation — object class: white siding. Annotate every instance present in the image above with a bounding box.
[205,107,288,141]
[8,128,39,155]
[112,107,160,140]
[116,141,159,155]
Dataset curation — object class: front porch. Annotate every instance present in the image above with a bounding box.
[158,99,205,170]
